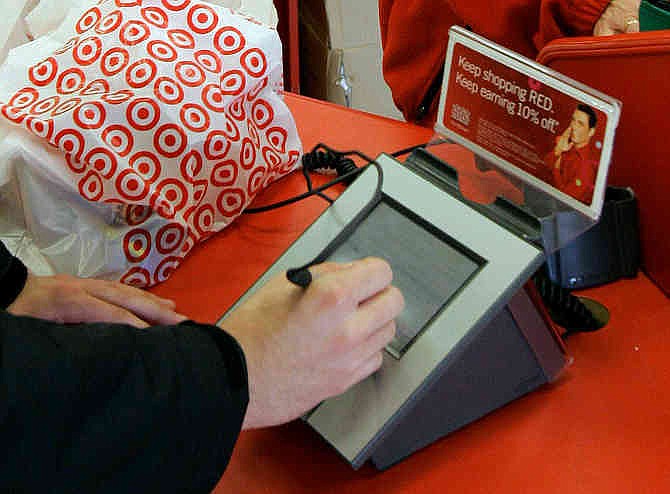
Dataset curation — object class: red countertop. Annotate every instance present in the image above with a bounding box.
[151,94,670,494]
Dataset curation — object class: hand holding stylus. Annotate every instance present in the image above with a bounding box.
[222,257,404,430]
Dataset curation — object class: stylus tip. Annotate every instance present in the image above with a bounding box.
[287,267,312,288]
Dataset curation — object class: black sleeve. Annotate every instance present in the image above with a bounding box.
[0,312,249,493]
[0,240,28,309]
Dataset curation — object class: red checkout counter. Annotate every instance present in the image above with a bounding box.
[151,93,670,494]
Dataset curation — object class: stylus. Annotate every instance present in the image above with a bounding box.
[286,267,313,288]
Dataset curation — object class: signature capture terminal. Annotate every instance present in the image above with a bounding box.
[220,27,620,470]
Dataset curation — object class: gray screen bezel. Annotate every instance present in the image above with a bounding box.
[219,154,544,466]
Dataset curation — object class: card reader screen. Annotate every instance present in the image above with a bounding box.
[327,197,484,358]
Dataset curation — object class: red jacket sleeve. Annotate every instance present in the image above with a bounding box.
[379,0,462,123]
[534,0,612,50]
[378,0,612,126]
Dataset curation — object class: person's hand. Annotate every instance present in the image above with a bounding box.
[7,272,187,327]
[554,126,573,156]
[221,257,404,430]
[594,0,642,36]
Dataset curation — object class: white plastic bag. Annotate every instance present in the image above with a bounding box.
[0,0,302,286]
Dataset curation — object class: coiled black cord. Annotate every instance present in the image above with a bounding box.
[533,266,602,338]
[244,143,369,214]
[302,147,359,184]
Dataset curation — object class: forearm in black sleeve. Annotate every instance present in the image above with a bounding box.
[0,312,249,493]
[0,240,28,309]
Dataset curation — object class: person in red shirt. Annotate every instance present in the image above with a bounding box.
[379,0,641,125]
[544,104,600,203]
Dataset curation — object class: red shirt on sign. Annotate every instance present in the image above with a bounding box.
[544,143,599,204]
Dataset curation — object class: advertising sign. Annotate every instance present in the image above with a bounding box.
[435,27,621,220]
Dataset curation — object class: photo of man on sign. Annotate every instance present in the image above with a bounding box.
[544,104,602,204]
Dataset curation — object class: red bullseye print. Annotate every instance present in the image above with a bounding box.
[154,256,182,284]
[126,59,157,89]
[126,98,160,131]
[51,98,81,117]
[151,179,188,218]
[183,204,197,223]
[154,77,184,105]
[54,36,80,55]
[25,116,54,140]
[9,87,39,108]
[221,114,240,141]
[101,90,134,105]
[116,169,149,200]
[103,198,126,207]
[1,105,25,124]
[56,68,86,94]
[216,187,246,217]
[129,151,162,182]
[220,70,245,96]
[204,130,231,160]
[102,125,134,156]
[262,170,279,190]
[162,0,190,11]
[121,267,151,287]
[147,40,177,62]
[175,62,205,87]
[73,102,106,129]
[84,147,118,178]
[30,96,59,115]
[80,79,110,96]
[75,7,101,34]
[210,159,238,186]
[193,204,215,235]
[78,170,105,202]
[280,149,301,174]
[141,6,168,28]
[187,4,218,34]
[247,165,268,196]
[115,0,142,7]
[180,103,210,132]
[123,229,151,262]
[246,119,260,147]
[192,179,208,203]
[229,97,246,121]
[214,26,245,55]
[96,10,123,34]
[251,99,274,129]
[156,222,185,254]
[154,124,187,158]
[262,146,282,170]
[124,204,152,226]
[29,58,58,87]
[240,48,267,77]
[239,137,256,169]
[180,149,204,183]
[73,37,102,66]
[54,128,85,159]
[1,0,303,288]
[66,153,86,174]
[201,84,226,112]
[101,48,130,77]
[266,126,288,153]
[179,229,198,254]
[119,20,151,46]
[167,29,195,49]
[194,50,221,74]
[246,76,268,101]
